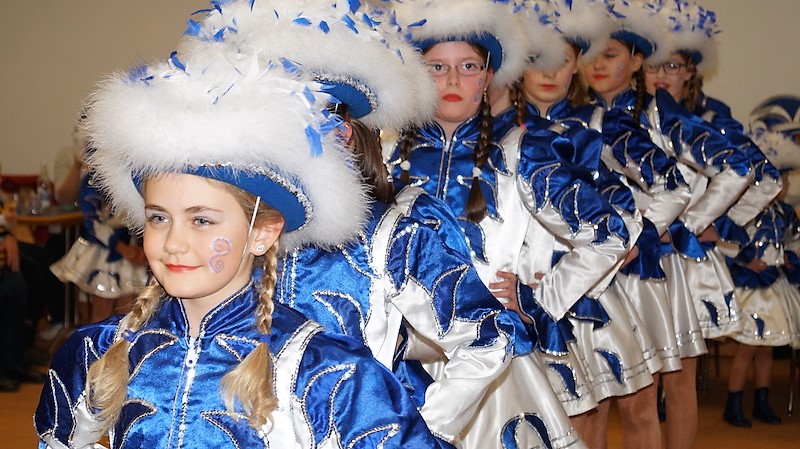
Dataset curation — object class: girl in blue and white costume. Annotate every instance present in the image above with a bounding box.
[387,1,631,448]
[720,96,800,429]
[33,15,450,449]
[191,2,530,446]
[643,2,779,446]
[50,137,148,323]
[649,0,784,332]
[508,2,693,448]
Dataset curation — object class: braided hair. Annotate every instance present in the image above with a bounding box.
[86,178,283,433]
[396,42,494,223]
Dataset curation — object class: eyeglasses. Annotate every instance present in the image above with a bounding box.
[426,62,486,77]
[645,61,688,75]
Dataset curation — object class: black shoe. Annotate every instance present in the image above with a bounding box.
[9,367,47,383]
[0,376,20,392]
[723,391,752,428]
[753,387,782,424]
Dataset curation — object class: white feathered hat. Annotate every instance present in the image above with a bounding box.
[182,0,436,131]
[531,0,613,63]
[391,0,529,88]
[749,95,800,172]
[602,0,670,63]
[514,0,571,71]
[654,0,720,76]
[86,40,369,251]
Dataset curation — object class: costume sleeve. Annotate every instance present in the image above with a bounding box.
[598,107,691,235]
[384,218,528,442]
[647,89,753,234]
[514,128,630,320]
[35,319,122,449]
[295,331,455,449]
[393,185,473,257]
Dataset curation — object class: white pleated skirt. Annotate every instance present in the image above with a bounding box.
[50,236,148,299]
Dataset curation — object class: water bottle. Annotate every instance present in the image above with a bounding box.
[36,164,53,212]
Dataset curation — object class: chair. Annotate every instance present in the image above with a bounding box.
[789,348,800,416]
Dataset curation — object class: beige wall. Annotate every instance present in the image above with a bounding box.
[700,0,800,124]
[1,0,799,174]
[0,0,208,174]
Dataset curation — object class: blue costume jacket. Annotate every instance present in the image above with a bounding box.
[387,114,630,344]
[695,93,783,247]
[276,193,529,442]
[35,281,451,449]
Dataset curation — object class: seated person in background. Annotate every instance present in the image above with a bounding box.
[0,196,46,392]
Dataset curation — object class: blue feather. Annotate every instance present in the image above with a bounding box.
[169,51,186,71]
[342,15,358,33]
[319,20,330,33]
[184,19,202,37]
[305,126,323,157]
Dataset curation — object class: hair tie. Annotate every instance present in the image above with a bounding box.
[121,329,137,343]
[257,333,271,345]
[472,166,483,177]
[400,160,411,171]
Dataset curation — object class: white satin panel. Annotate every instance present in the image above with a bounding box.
[659,253,709,358]
[615,273,683,372]
[454,353,588,449]
[571,283,658,401]
[733,276,800,349]
[726,177,783,227]
[398,279,512,442]
[685,247,743,339]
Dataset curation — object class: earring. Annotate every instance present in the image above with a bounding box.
[255,244,265,253]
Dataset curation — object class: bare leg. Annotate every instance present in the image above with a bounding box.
[616,382,661,449]
[728,343,756,392]
[753,346,773,388]
[570,411,588,441]
[583,400,611,449]
[662,358,697,449]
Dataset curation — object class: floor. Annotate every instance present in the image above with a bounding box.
[4,341,799,448]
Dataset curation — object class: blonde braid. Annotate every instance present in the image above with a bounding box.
[220,243,279,429]
[85,280,165,435]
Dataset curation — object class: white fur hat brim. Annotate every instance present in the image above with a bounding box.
[655,0,720,76]
[605,0,670,64]
[548,0,613,63]
[184,0,436,131]
[517,2,570,72]
[86,48,369,251]
[392,0,529,88]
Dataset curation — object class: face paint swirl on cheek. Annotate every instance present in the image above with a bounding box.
[615,62,625,80]
[473,78,485,104]
[208,237,232,273]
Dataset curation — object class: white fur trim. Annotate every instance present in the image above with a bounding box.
[86,48,369,250]
[654,0,720,76]
[517,1,570,72]
[392,0,529,88]
[604,0,670,64]
[541,0,613,63]
[184,0,436,131]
